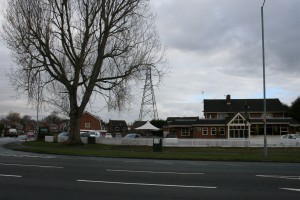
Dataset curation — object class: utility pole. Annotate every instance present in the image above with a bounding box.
[261,0,268,158]
[138,66,159,121]
[35,70,41,141]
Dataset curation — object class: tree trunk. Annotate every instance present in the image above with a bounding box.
[66,108,83,145]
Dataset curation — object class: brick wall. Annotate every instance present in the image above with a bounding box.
[80,112,101,130]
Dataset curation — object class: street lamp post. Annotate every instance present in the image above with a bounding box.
[261,0,267,158]
[35,70,41,141]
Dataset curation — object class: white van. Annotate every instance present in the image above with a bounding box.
[7,128,18,137]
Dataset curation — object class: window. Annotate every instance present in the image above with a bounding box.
[280,126,288,135]
[202,127,208,135]
[211,128,217,135]
[228,125,249,138]
[85,123,90,128]
[219,127,225,135]
[194,127,201,131]
[115,127,120,131]
[218,113,228,119]
[181,128,190,136]
[232,115,244,124]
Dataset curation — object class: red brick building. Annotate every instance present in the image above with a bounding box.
[107,120,128,135]
[80,111,102,131]
[167,95,300,139]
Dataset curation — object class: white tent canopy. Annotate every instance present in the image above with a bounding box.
[135,121,160,131]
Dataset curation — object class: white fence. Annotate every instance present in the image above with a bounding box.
[96,138,153,146]
[94,136,299,147]
[52,135,299,147]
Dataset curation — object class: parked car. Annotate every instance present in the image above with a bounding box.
[80,130,101,137]
[26,132,35,138]
[164,133,178,144]
[87,131,101,137]
[280,134,300,146]
[58,132,69,142]
[165,133,177,138]
[4,128,18,137]
[123,133,142,139]
[80,132,90,137]
[105,133,113,138]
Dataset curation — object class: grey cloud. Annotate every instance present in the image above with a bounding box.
[154,0,300,76]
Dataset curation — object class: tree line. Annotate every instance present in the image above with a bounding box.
[1,111,65,126]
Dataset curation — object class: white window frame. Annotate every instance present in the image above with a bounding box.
[219,127,225,135]
[85,123,90,128]
[181,128,190,136]
[211,128,217,135]
[280,126,288,135]
[202,127,208,135]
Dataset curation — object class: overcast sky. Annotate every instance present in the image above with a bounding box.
[1,0,300,123]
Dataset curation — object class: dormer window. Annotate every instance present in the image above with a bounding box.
[218,113,228,119]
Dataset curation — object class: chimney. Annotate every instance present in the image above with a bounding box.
[226,94,231,105]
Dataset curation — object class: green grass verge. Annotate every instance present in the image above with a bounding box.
[10,141,300,162]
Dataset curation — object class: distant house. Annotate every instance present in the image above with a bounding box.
[47,123,59,133]
[80,111,102,131]
[167,95,300,139]
[37,122,59,134]
[107,120,128,135]
[24,121,36,134]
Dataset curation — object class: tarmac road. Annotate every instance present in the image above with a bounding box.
[0,137,299,200]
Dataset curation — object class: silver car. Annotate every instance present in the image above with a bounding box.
[123,133,142,139]
[280,134,300,146]
[58,132,69,142]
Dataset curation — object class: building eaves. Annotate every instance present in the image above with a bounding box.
[194,119,226,126]
[249,118,299,125]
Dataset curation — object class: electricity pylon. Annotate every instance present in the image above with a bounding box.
[138,66,158,121]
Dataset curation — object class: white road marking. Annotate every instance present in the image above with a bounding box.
[0,163,63,169]
[256,175,300,180]
[106,169,204,175]
[153,161,172,165]
[77,180,217,189]
[122,160,140,163]
[0,174,22,178]
[188,162,209,166]
[281,188,300,192]
[226,164,239,166]
[0,154,55,159]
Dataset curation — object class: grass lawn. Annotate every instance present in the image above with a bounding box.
[9,141,300,163]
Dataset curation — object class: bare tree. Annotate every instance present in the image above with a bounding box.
[43,111,63,124]
[6,112,21,123]
[2,0,165,144]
